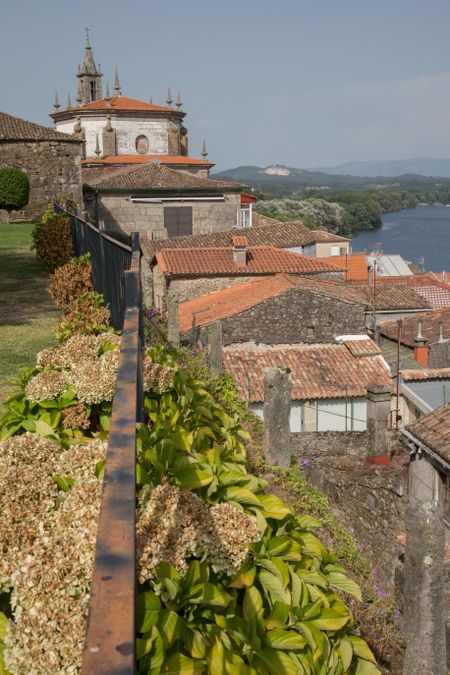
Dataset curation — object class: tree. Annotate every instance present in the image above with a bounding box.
[0,167,30,222]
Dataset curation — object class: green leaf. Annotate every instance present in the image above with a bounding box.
[265,601,290,630]
[353,659,381,675]
[347,635,377,663]
[228,564,256,589]
[99,413,110,431]
[0,642,11,675]
[189,582,231,608]
[308,609,350,631]
[207,638,226,675]
[259,569,291,605]
[137,591,161,633]
[257,494,291,520]
[52,475,75,492]
[326,572,362,601]
[337,637,353,671]
[162,652,204,674]
[254,648,300,674]
[296,514,322,529]
[35,419,56,437]
[157,609,180,649]
[174,466,214,489]
[223,486,261,507]
[0,612,8,641]
[266,629,307,651]
[243,586,264,626]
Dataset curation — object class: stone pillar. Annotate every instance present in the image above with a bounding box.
[167,292,180,348]
[366,383,391,464]
[208,320,223,379]
[263,368,291,467]
[403,500,446,675]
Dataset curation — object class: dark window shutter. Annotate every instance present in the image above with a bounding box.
[164,206,193,237]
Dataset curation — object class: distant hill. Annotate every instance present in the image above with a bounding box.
[212,164,446,197]
[312,158,450,178]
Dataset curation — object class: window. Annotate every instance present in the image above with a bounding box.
[164,207,193,237]
[316,397,367,431]
[136,135,150,154]
[331,246,340,256]
[239,204,252,228]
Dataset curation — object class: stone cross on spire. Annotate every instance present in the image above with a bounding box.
[76,32,103,104]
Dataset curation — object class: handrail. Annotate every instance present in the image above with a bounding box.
[81,233,142,674]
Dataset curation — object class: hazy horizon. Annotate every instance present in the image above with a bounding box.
[3,0,450,170]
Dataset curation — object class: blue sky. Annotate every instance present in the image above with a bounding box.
[2,0,450,169]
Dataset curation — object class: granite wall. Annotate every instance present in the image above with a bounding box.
[0,140,83,220]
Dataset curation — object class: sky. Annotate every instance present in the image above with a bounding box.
[2,0,450,170]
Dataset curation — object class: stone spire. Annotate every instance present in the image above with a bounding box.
[176,91,182,110]
[201,139,208,158]
[166,88,173,107]
[76,77,83,104]
[77,31,103,103]
[113,66,121,96]
[53,91,60,110]
[104,81,111,106]
[67,93,72,109]
[94,133,101,157]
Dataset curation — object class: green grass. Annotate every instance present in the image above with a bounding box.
[0,223,57,401]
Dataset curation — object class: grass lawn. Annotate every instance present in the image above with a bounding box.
[0,222,58,401]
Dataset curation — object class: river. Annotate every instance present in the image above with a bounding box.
[350,205,450,273]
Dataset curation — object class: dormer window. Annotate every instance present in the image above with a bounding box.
[136,135,149,154]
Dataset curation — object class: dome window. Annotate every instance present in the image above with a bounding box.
[136,135,149,154]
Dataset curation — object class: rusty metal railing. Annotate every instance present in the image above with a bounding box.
[81,232,143,674]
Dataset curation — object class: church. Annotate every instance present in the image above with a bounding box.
[50,35,250,237]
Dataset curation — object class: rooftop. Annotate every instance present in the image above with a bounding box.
[51,95,183,117]
[352,283,432,311]
[406,402,450,464]
[222,338,392,402]
[402,368,450,382]
[322,254,369,281]
[155,246,345,277]
[374,274,450,308]
[0,110,82,143]
[380,306,450,347]
[82,154,212,167]
[178,274,368,332]
[83,162,241,191]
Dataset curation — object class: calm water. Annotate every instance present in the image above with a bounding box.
[351,205,450,272]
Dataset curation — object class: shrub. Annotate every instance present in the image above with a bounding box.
[32,206,73,270]
[56,291,111,342]
[48,254,93,311]
[0,167,29,221]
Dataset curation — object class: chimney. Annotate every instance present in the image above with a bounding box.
[413,319,428,366]
[232,235,248,266]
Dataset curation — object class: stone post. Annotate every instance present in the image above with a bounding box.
[208,320,223,379]
[263,368,291,467]
[403,500,446,675]
[366,383,391,464]
[167,292,180,348]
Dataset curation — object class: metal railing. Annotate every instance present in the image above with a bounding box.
[80,233,143,674]
[55,205,133,330]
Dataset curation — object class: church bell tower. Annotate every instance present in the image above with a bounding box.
[76,31,103,104]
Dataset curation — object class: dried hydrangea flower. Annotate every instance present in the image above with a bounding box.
[25,369,69,403]
[36,346,68,370]
[137,484,260,582]
[69,352,118,404]
[143,358,174,393]
[96,332,121,351]
[59,333,100,367]
[61,402,91,430]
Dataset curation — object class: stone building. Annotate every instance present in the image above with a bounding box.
[178,273,368,345]
[150,235,345,309]
[50,35,212,176]
[223,337,393,432]
[0,111,83,220]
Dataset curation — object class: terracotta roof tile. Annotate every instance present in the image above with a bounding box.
[402,368,450,382]
[141,221,336,261]
[82,154,211,166]
[406,402,450,463]
[178,274,368,332]
[322,254,369,281]
[0,110,82,143]
[338,336,381,356]
[223,343,393,402]
[155,246,345,277]
[310,230,350,243]
[352,283,431,310]
[232,235,249,247]
[380,307,450,347]
[251,212,285,228]
[52,96,180,115]
[83,162,241,191]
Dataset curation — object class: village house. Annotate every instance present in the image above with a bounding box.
[0,111,83,220]
[150,235,345,309]
[178,273,368,345]
[222,337,393,432]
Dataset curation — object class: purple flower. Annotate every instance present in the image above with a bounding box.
[372,567,380,577]
[375,585,387,598]
[392,608,402,621]
[301,458,311,466]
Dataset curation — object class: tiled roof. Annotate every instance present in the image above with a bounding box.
[403,368,450,382]
[52,96,180,115]
[0,110,82,143]
[406,403,450,463]
[83,162,241,191]
[252,212,285,228]
[322,254,368,281]
[155,246,345,277]
[380,307,450,347]
[178,274,368,332]
[82,154,212,166]
[141,220,333,262]
[340,336,381,357]
[223,342,392,402]
[310,229,350,244]
[374,274,450,308]
[352,283,431,311]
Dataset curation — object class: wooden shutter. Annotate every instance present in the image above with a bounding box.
[164,206,193,237]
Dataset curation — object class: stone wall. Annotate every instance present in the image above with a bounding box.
[291,431,367,458]
[90,192,241,238]
[0,140,83,220]
[216,287,366,346]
